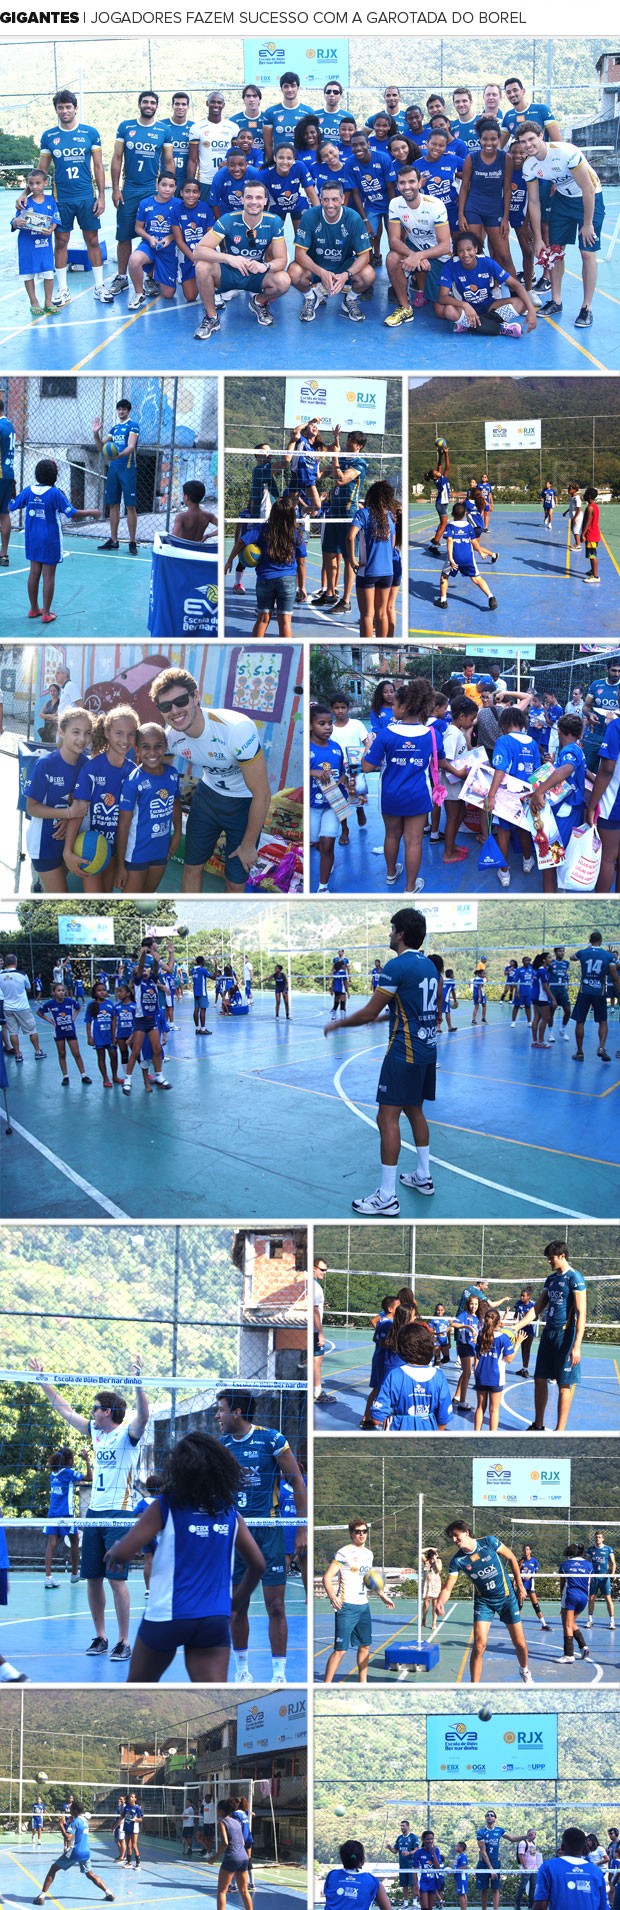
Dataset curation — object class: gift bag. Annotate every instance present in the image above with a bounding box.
[560,823,602,892]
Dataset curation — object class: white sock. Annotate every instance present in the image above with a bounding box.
[416,1145,431,1179]
[271,1656,286,1679]
[380,1164,397,1200]
[154,1071,165,1082]
[234,1650,249,1672]
[93,262,104,288]
[56,266,68,294]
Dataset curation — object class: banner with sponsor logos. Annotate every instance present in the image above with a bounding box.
[243,39,349,87]
[472,1457,571,1506]
[284,376,387,436]
[57,917,115,947]
[484,419,542,451]
[426,1714,558,1782]
[236,1691,307,1756]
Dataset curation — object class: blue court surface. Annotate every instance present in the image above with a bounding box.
[224,546,401,643]
[0,1572,306,1685]
[314,1333,620,1434]
[0,1836,306,1908]
[2,994,618,1222]
[2,193,619,374]
[310,798,547,895]
[409,503,620,643]
[0,532,157,642]
[312,1594,620,1685]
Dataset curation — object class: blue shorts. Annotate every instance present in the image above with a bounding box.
[589,1574,611,1597]
[233,1522,286,1587]
[364,203,389,233]
[255,570,297,614]
[0,1567,8,1606]
[474,1589,521,1626]
[31,852,65,873]
[377,1051,436,1110]
[551,987,570,1009]
[80,1515,131,1581]
[56,195,100,234]
[510,207,527,231]
[45,1522,78,1537]
[219,260,270,293]
[135,1012,158,1033]
[562,1588,588,1615]
[420,256,444,302]
[137,237,178,287]
[116,190,147,243]
[476,1874,500,1898]
[572,991,606,1024]
[465,194,504,228]
[539,179,553,219]
[105,461,137,507]
[180,253,199,282]
[548,188,605,253]
[334,1600,372,1650]
[137,1613,231,1652]
[0,477,16,512]
[55,1851,91,1874]
[453,556,478,578]
[184,780,255,885]
[535,1328,581,1389]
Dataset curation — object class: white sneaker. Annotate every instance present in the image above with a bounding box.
[128,292,147,311]
[585,1617,593,1628]
[522,855,535,873]
[519,1667,533,1685]
[386,861,404,885]
[561,1029,570,1040]
[609,1619,615,1629]
[70,1573,80,1584]
[497,868,510,887]
[546,1034,555,1043]
[234,1666,254,1684]
[271,1673,287,1686]
[351,1188,400,1217]
[93,283,115,303]
[579,1645,590,1660]
[52,288,71,307]
[399,1171,435,1197]
[45,1578,60,1589]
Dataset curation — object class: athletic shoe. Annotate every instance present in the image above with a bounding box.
[86,1635,108,1655]
[547,1034,555,1042]
[98,537,119,551]
[249,293,273,326]
[315,1390,337,1405]
[351,1188,400,1216]
[143,278,161,299]
[535,273,551,293]
[579,1645,590,1660]
[522,856,535,873]
[93,283,115,302]
[585,1617,593,1628]
[434,598,448,609]
[108,272,129,293]
[490,551,499,563]
[386,861,404,884]
[128,541,138,556]
[122,1079,132,1094]
[300,285,326,321]
[70,1573,81,1583]
[34,1050,47,1059]
[311,588,330,603]
[559,1653,576,1663]
[541,299,563,315]
[487,595,498,610]
[610,1619,616,1628]
[399,1172,434,1196]
[61,1074,70,1085]
[427,542,443,556]
[574,305,593,328]
[51,289,71,307]
[0,555,8,567]
[561,1029,570,1040]
[530,290,543,308]
[341,289,365,322]
[519,1667,534,1685]
[453,312,470,332]
[194,314,221,339]
[598,1049,611,1062]
[128,293,148,311]
[497,868,510,887]
[44,1578,60,1589]
[326,596,352,613]
[500,321,522,336]
[234,1666,254,1684]
[271,1673,287,1686]
[232,577,245,593]
[109,1641,131,1662]
[81,1075,92,1084]
[584,575,600,584]
[541,1621,552,1632]
[384,304,414,327]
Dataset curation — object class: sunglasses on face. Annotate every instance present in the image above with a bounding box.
[156,690,192,712]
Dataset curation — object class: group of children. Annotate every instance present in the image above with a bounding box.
[26,1787,258,1905]
[423,445,603,616]
[22,702,184,895]
[323,1825,619,1910]
[357,1283,529,1433]
[34,940,175,1091]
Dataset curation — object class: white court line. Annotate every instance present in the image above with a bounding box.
[5,1117,129,1219]
[395,1601,457,1678]
[332,1046,595,1219]
[500,1381,534,1427]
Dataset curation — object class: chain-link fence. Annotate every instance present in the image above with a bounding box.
[0,376,217,543]
[409,409,620,498]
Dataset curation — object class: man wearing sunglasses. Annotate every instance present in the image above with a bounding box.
[149,666,272,893]
[322,1516,394,1683]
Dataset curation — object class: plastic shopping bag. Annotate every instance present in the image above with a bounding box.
[560,823,602,892]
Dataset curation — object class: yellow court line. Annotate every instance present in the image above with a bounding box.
[565,267,620,310]
[6,1846,66,1907]
[540,312,607,370]
[599,1078,620,1100]
[600,531,620,582]
[432,1118,616,1171]
[565,513,572,579]
[70,306,152,370]
[456,1624,475,1684]
[438,1064,599,1101]
[614,1360,620,1390]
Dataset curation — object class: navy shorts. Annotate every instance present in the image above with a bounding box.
[548,188,605,253]
[572,991,606,1024]
[137,1613,231,1651]
[80,1515,131,1581]
[136,237,178,288]
[377,1051,436,1110]
[334,1600,372,1650]
[255,571,297,614]
[116,190,146,243]
[535,1328,581,1389]
[184,781,255,885]
[134,1013,158,1033]
[322,518,349,558]
[31,853,65,873]
[357,573,393,590]
[465,194,504,228]
[219,261,269,293]
[233,1522,286,1587]
[105,461,137,508]
[589,1575,611,1596]
[56,195,100,234]
[551,988,570,1009]
[0,477,16,512]
[474,1588,521,1626]
[221,1856,250,1875]
[0,1567,8,1605]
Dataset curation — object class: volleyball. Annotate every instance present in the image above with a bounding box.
[363,1567,385,1594]
[37,1772,49,1782]
[103,439,120,461]
[334,1807,346,1818]
[74,829,111,876]
[478,1705,493,1722]
[435,436,448,451]
[239,542,262,568]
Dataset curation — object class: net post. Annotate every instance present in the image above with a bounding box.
[417,1492,423,1648]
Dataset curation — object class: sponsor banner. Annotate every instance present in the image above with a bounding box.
[472,1457,571,1506]
[284,376,386,435]
[427,1714,558,1781]
[243,39,349,87]
[236,1691,307,1755]
[484,419,542,451]
[58,916,115,946]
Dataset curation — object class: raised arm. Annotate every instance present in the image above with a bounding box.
[27,1358,89,1433]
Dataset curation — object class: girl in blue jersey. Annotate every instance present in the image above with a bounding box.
[525,713,587,894]
[310,705,352,893]
[371,1321,452,1431]
[259,141,318,230]
[324,1842,391,1910]
[530,953,556,1049]
[216,1799,255,1910]
[483,707,541,886]
[116,723,182,892]
[350,481,398,642]
[9,457,99,622]
[363,676,436,892]
[452,1294,480,1414]
[425,445,451,553]
[121,940,173,1093]
[368,678,396,733]
[85,979,120,1087]
[459,118,512,267]
[37,983,91,1086]
[226,497,305,643]
[369,111,398,155]
[104,1431,265,1683]
[113,1797,127,1863]
[414,1832,445,1909]
[64,703,138,891]
[454,1843,469,1908]
[507,138,535,286]
[26,705,94,890]
[233,1796,255,1891]
[474,1308,523,1431]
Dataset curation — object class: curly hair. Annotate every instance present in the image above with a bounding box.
[159,1431,242,1513]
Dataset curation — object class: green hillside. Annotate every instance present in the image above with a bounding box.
[315,1224,619,1331]
[0,1689,262,1788]
[313,1435,620,1576]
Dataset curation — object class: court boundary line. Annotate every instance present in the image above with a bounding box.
[332,1049,596,1218]
[6,1119,129,1219]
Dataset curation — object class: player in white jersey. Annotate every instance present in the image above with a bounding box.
[29,1354,149,1664]
[519,127,605,328]
[385,165,450,328]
